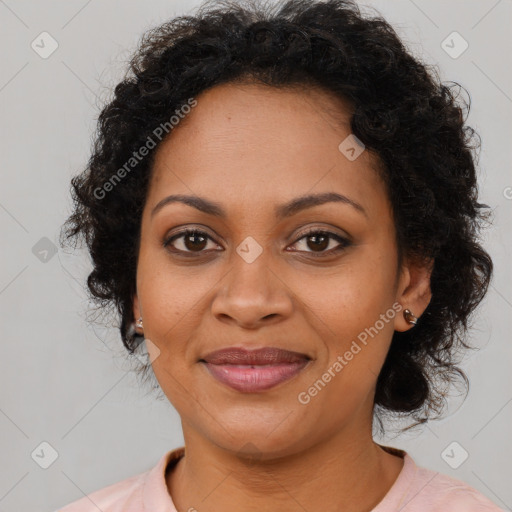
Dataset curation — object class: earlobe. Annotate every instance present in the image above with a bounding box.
[394,256,433,332]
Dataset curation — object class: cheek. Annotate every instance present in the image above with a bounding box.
[137,242,210,332]
[291,245,398,392]
[295,249,398,337]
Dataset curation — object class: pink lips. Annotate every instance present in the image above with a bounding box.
[200,347,311,393]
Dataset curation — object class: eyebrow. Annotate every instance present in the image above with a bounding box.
[151,192,367,220]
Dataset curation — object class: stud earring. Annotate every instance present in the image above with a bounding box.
[135,317,143,329]
[403,309,418,326]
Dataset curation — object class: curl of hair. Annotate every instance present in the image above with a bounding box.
[60,0,493,428]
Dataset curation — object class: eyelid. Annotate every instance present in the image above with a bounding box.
[292,224,352,243]
[163,224,221,243]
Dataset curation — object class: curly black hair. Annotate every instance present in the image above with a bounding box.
[60,0,493,428]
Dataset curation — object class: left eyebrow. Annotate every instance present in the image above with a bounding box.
[150,191,368,220]
[275,192,368,219]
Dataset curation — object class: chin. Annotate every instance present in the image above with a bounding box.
[223,436,304,462]
[203,418,314,462]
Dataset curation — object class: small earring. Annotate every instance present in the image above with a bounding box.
[135,317,143,329]
[403,309,418,326]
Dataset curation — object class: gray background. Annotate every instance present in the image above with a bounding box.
[0,1,511,511]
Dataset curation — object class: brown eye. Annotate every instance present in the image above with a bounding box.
[305,232,330,252]
[289,229,351,256]
[182,231,208,251]
[163,229,219,254]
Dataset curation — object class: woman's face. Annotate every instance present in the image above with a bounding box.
[133,82,430,458]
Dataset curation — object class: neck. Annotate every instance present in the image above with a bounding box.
[166,423,404,512]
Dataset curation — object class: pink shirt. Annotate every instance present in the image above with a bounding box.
[57,445,504,511]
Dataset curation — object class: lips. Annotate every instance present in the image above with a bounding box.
[201,347,310,365]
[199,347,311,393]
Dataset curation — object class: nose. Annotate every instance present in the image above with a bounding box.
[211,251,294,329]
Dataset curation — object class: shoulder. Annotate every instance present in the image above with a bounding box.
[57,471,145,512]
[56,448,183,512]
[402,455,504,511]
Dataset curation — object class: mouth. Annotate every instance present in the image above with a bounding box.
[199,347,311,393]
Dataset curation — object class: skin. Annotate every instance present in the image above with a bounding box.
[132,81,432,512]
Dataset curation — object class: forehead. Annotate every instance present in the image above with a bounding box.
[146,82,388,221]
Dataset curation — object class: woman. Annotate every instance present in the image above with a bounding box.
[58,0,502,510]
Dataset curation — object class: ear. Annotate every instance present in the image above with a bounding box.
[394,256,433,332]
[132,293,143,335]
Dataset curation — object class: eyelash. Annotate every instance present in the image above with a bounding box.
[162,227,351,258]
